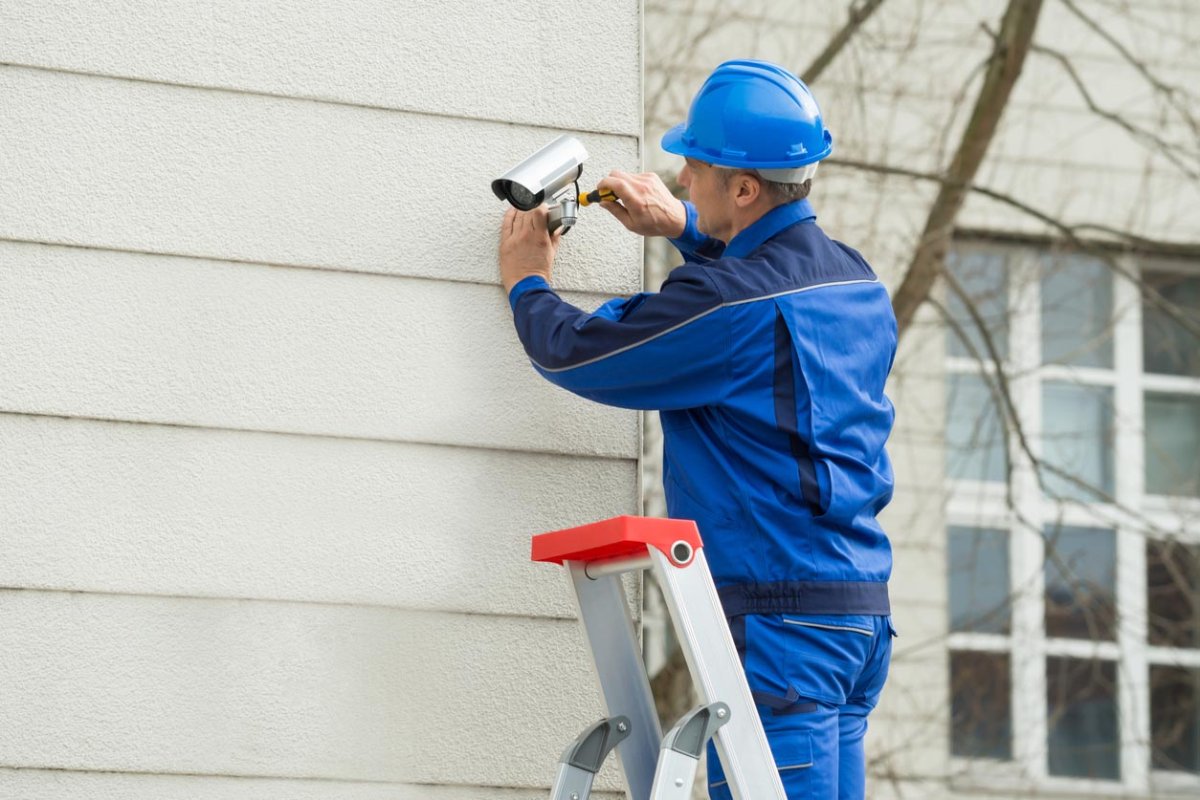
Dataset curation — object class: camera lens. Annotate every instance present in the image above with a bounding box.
[507,183,538,210]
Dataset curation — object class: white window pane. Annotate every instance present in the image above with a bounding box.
[949,526,1011,634]
[1041,383,1114,501]
[1151,665,1200,774]
[1147,539,1200,649]
[947,249,1008,360]
[1044,526,1116,641]
[1145,392,1200,497]
[946,373,1007,482]
[951,651,1012,760]
[1143,269,1200,378]
[1041,253,1113,368]
[1047,657,1120,780]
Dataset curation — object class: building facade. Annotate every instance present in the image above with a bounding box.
[645,1,1199,797]
[0,2,642,797]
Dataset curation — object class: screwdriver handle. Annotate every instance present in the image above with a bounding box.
[578,188,618,206]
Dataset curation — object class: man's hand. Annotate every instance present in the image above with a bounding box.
[499,205,562,294]
[596,170,687,239]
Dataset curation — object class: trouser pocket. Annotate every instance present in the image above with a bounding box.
[707,730,816,800]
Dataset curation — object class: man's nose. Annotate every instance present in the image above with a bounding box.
[678,164,691,188]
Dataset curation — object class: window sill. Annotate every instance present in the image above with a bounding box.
[947,758,1200,798]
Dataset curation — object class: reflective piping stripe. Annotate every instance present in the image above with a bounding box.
[782,618,874,636]
[710,779,728,788]
[779,762,814,771]
[531,278,879,373]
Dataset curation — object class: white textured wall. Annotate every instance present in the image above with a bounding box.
[0,2,640,797]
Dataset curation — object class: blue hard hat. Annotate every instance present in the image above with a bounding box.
[662,59,833,170]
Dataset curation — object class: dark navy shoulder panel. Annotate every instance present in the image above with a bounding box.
[513,263,724,371]
[703,222,879,304]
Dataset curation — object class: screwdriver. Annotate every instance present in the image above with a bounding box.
[578,188,619,206]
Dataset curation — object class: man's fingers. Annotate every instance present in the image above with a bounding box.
[600,200,634,229]
[526,206,547,235]
[504,207,519,238]
[600,172,638,203]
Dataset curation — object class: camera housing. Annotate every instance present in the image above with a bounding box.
[492,135,588,217]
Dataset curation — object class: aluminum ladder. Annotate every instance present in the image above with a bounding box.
[532,515,787,800]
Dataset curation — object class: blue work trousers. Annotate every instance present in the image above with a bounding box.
[707,613,895,800]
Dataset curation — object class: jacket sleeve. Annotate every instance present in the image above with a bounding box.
[668,202,726,263]
[508,265,730,410]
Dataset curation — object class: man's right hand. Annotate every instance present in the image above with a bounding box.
[595,170,687,239]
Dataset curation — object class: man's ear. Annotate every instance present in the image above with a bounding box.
[734,173,761,208]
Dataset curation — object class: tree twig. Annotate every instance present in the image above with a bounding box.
[801,0,890,84]
[890,0,1046,337]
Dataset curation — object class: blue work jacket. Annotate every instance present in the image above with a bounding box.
[509,199,896,615]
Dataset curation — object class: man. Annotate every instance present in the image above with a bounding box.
[499,59,896,800]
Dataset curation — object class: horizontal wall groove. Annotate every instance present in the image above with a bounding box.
[0,585,581,624]
[0,409,637,465]
[0,765,564,794]
[0,236,631,302]
[0,61,640,142]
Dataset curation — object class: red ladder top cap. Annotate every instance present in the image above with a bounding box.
[531,515,702,565]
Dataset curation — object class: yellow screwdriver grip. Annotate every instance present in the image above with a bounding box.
[578,188,619,206]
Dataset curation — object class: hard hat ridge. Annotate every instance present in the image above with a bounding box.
[662,59,833,174]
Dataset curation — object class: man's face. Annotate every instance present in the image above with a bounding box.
[678,157,734,240]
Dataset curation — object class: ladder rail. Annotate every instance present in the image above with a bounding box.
[534,518,787,800]
[566,562,662,800]
[649,548,788,800]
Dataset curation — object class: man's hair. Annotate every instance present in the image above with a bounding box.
[715,168,811,205]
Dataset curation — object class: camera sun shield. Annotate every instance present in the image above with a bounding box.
[492,135,588,211]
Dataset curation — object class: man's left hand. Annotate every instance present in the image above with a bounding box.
[499,206,562,294]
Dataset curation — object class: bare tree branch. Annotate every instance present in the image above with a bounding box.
[827,155,1200,340]
[890,0,1046,337]
[1058,0,1200,139]
[1031,39,1200,179]
[800,0,890,84]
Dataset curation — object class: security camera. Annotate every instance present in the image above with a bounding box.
[492,134,587,234]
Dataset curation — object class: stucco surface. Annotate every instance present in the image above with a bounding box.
[0,769,625,800]
[0,0,641,137]
[0,412,634,618]
[0,590,627,790]
[0,241,638,458]
[0,66,641,296]
[1,1,642,794]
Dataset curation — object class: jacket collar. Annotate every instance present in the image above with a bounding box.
[722,199,816,259]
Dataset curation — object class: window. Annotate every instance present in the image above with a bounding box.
[945,243,1200,793]
[949,526,1011,634]
[951,650,1012,759]
[1150,666,1200,773]
[1046,657,1119,779]
[1041,383,1114,502]
[945,374,1008,483]
[1044,525,1116,641]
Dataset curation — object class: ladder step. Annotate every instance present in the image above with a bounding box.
[650,702,730,799]
[550,716,631,800]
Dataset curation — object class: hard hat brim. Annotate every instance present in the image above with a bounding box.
[661,122,687,156]
[661,123,833,168]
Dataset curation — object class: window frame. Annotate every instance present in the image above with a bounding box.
[944,243,1200,794]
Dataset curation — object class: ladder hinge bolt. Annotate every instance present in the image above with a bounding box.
[716,708,728,719]
[617,721,629,732]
